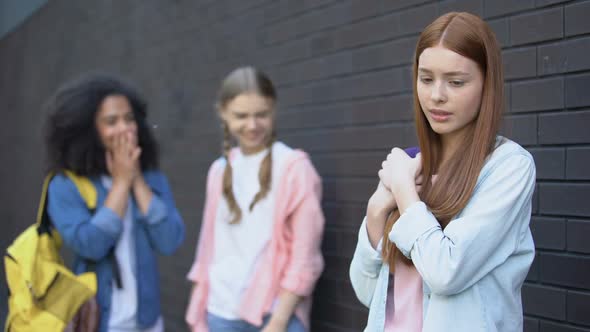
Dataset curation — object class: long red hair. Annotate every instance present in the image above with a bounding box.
[382,12,504,271]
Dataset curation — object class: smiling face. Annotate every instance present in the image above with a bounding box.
[95,95,138,152]
[219,92,275,155]
[417,45,484,141]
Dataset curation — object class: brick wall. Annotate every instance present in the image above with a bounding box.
[0,1,589,331]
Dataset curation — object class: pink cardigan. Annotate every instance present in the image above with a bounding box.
[185,149,325,331]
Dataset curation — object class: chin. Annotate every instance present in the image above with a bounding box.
[431,127,448,135]
[427,121,454,135]
[427,123,445,135]
[243,136,266,147]
[243,141,265,151]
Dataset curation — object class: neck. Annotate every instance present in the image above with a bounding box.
[239,143,269,156]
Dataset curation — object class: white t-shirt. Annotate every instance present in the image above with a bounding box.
[101,176,164,332]
[207,142,291,319]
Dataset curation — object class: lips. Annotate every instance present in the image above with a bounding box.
[429,109,452,122]
[244,132,264,141]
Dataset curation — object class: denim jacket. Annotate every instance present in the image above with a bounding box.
[48,170,185,332]
[350,138,536,332]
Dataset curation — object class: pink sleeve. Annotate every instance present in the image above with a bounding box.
[187,160,222,282]
[279,158,325,297]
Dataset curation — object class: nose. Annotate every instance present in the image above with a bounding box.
[116,120,133,134]
[430,81,447,104]
[246,117,258,130]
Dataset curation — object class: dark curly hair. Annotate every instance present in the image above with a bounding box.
[44,73,159,177]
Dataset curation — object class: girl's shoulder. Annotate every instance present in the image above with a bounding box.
[47,171,102,208]
[487,136,534,165]
[478,136,535,185]
[48,172,80,196]
[205,158,227,186]
[272,141,314,174]
[272,141,299,163]
[142,169,165,181]
[141,169,172,192]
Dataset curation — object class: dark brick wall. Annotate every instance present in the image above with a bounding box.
[1,1,589,331]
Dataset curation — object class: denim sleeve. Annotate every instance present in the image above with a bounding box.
[138,172,185,255]
[390,153,536,296]
[48,174,122,261]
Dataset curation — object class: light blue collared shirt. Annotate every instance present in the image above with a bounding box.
[350,137,536,332]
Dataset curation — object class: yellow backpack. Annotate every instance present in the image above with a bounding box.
[4,171,98,332]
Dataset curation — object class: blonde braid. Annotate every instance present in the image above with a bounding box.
[221,122,242,224]
[249,129,276,211]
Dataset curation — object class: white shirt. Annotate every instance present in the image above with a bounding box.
[207,142,291,319]
[101,176,164,332]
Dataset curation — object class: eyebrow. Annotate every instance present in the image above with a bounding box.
[99,110,133,120]
[100,113,120,119]
[230,108,271,115]
[418,68,471,76]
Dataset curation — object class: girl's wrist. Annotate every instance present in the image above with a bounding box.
[113,175,133,189]
[366,200,391,220]
[111,179,132,198]
[368,188,390,211]
[269,314,289,326]
[393,183,420,213]
[132,173,145,188]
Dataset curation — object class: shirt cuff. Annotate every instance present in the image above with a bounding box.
[360,216,383,260]
[141,195,168,225]
[353,217,385,278]
[91,206,123,238]
[389,201,440,258]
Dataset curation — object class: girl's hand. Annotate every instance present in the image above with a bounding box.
[379,149,422,213]
[379,149,422,190]
[367,181,397,219]
[106,131,141,187]
[261,318,288,332]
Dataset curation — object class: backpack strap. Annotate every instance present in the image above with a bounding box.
[35,170,97,228]
[34,172,56,229]
[40,170,122,289]
[63,170,97,210]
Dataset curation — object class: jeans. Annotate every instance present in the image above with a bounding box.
[207,312,306,332]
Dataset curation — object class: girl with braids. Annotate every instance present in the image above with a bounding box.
[349,12,535,332]
[186,67,325,332]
